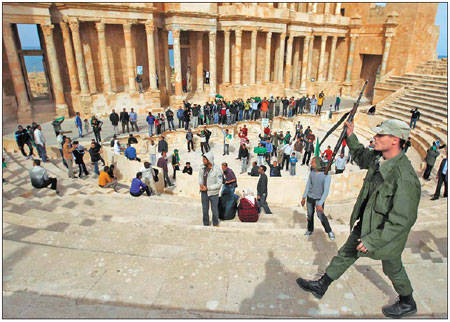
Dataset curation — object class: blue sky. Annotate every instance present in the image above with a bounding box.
[435,3,447,57]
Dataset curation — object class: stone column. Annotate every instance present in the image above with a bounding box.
[306,35,314,81]
[327,35,338,81]
[318,34,327,81]
[277,32,286,83]
[284,34,294,88]
[335,3,341,15]
[345,34,358,83]
[69,20,89,94]
[307,3,313,12]
[41,24,69,116]
[162,31,171,94]
[324,3,331,14]
[209,31,217,96]
[312,3,317,13]
[300,35,311,90]
[264,31,272,83]
[173,29,182,96]
[223,29,230,83]
[234,28,242,86]
[380,34,393,77]
[3,22,31,113]
[123,22,136,92]
[292,36,301,88]
[145,21,158,90]
[95,22,113,94]
[60,22,80,93]
[196,32,204,91]
[250,30,257,84]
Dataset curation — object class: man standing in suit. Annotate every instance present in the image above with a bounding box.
[431,151,447,200]
[120,108,130,134]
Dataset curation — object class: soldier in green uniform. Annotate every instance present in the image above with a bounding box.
[296,119,421,319]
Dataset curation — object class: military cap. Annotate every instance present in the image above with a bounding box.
[371,119,410,140]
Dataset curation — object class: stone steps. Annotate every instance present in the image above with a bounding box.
[399,96,448,112]
[402,92,447,107]
[390,75,448,87]
[385,100,448,122]
[381,104,447,128]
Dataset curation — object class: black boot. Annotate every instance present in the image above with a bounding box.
[296,274,332,299]
[382,295,417,319]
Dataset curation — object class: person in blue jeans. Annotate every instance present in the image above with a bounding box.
[75,112,83,137]
[221,162,237,195]
[289,153,298,176]
[130,172,151,197]
[146,112,155,136]
[88,142,102,175]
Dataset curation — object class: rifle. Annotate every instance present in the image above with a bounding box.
[324,80,368,175]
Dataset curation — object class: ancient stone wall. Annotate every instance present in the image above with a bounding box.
[2,2,440,122]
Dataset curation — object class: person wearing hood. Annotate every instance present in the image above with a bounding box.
[171,149,181,180]
[198,151,223,227]
[301,156,334,240]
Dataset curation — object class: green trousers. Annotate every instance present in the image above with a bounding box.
[325,225,413,296]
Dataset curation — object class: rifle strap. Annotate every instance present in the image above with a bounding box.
[319,112,350,148]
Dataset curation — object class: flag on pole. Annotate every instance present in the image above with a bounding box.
[315,137,320,157]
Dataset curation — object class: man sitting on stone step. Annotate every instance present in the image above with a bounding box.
[99,166,117,191]
[29,159,58,193]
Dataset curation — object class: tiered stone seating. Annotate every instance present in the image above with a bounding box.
[375,60,447,164]
[2,139,448,317]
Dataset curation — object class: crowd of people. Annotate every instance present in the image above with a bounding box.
[9,88,446,234]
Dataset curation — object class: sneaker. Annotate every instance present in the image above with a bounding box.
[328,232,335,240]
[305,231,312,236]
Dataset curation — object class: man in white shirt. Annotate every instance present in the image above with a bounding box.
[335,153,347,174]
[34,125,48,162]
[29,159,58,192]
[281,142,294,171]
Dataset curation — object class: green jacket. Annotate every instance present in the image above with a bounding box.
[425,148,440,166]
[347,133,421,260]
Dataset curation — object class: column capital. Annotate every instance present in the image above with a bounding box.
[267,31,272,38]
[68,20,80,33]
[321,34,328,41]
[209,30,216,40]
[350,33,359,40]
[41,24,54,37]
[251,29,257,39]
[331,35,338,42]
[223,29,230,35]
[173,28,181,39]
[123,22,133,33]
[235,28,242,37]
[60,21,69,33]
[280,32,286,39]
[385,33,395,38]
[145,21,155,33]
[95,22,105,33]
[287,34,294,43]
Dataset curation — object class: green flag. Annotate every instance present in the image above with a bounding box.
[315,137,320,157]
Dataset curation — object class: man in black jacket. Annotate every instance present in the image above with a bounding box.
[109,109,120,135]
[165,108,175,131]
[183,107,191,131]
[120,108,130,134]
[282,97,289,117]
[158,136,168,154]
[15,125,34,159]
[257,165,273,214]
[409,108,420,129]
